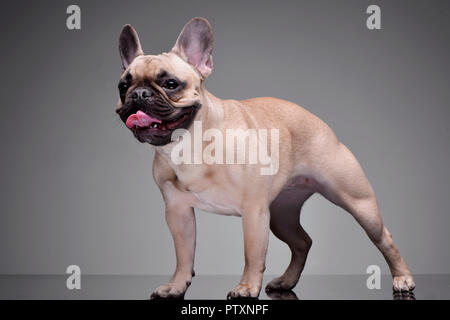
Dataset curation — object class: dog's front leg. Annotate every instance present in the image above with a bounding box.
[151,204,196,299]
[228,206,270,299]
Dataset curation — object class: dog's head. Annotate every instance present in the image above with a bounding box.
[115,18,213,146]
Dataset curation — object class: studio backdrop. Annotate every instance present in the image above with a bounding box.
[0,0,449,277]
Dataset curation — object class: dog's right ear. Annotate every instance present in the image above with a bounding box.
[171,17,214,79]
[119,24,144,70]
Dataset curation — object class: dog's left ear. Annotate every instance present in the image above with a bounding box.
[171,17,214,79]
[119,24,144,70]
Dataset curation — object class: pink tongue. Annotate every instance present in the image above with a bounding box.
[126,110,161,129]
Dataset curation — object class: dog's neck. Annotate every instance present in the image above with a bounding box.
[202,89,224,127]
[154,87,224,161]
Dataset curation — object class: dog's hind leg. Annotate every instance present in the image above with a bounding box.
[266,183,314,292]
[315,142,415,292]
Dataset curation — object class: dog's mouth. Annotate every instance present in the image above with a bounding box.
[126,110,193,131]
[125,106,198,145]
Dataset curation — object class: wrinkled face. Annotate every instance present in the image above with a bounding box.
[116,53,202,146]
[116,18,214,146]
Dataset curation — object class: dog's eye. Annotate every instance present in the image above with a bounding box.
[118,81,129,102]
[118,82,128,93]
[163,79,179,90]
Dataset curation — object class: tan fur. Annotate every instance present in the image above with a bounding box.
[117,19,415,299]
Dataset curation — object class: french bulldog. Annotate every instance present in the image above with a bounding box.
[115,17,415,299]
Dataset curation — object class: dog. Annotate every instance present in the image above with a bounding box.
[115,17,415,299]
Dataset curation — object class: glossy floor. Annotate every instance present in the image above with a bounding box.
[0,275,448,300]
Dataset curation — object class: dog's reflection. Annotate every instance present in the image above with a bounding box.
[393,291,416,300]
[149,290,415,300]
[265,289,416,300]
[266,290,299,300]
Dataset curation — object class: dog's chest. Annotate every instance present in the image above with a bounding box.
[189,188,241,216]
[173,166,242,216]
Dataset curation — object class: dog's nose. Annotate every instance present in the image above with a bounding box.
[131,88,152,101]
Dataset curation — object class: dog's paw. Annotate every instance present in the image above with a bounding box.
[265,276,296,292]
[227,283,260,300]
[392,275,415,292]
[150,282,189,299]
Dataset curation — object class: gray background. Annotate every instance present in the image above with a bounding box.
[0,0,449,276]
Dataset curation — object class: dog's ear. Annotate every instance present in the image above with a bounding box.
[171,17,214,79]
[119,24,144,70]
